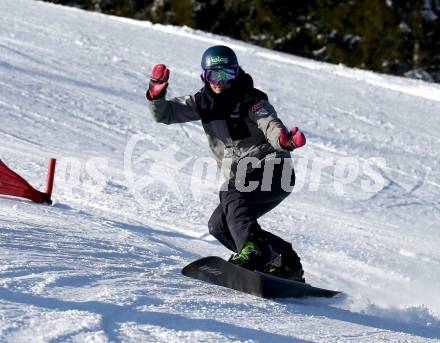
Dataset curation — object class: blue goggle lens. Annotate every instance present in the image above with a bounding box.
[204,67,238,85]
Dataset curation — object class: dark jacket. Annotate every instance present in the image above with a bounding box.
[148,69,290,174]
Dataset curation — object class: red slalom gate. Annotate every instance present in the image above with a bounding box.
[0,158,56,205]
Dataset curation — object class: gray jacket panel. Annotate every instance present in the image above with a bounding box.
[148,95,290,170]
[148,96,200,124]
[248,100,286,151]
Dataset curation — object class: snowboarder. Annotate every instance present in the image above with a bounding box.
[146,45,306,282]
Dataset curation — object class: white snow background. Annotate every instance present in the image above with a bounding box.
[1,0,440,342]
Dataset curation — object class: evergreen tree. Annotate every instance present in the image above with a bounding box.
[40,0,440,82]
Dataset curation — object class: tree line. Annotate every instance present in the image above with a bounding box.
[43,0,440,83]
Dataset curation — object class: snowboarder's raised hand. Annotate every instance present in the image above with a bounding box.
[279,127,306,151]
[146,64,170,101]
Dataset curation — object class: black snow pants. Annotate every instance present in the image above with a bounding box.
[208,156,297,257]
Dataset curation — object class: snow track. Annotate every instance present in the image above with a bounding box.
[1,0,440,341]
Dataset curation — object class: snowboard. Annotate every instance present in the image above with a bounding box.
[182,256,341,299]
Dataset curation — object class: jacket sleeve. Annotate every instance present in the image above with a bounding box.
[147,95,200,124]
[248,100,288,151]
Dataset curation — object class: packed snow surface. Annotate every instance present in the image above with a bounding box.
[1,0,440,342]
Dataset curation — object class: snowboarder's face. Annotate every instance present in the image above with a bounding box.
[203,66,238,94]
[209,82,232,94]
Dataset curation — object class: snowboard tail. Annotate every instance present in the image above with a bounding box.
[182,256,340,299]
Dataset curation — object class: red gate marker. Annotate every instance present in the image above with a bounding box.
[0,159,53,204]
[45,158,57,203]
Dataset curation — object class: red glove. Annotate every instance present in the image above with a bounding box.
[279,127,306,151]
[146,64,170,101]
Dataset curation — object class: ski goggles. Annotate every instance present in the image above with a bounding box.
[203,66,239,85]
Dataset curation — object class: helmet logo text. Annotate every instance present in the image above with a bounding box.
[209,56,229,66]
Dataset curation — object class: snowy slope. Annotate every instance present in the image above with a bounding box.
[1,0,440,341]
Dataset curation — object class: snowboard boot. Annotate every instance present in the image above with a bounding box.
[265,251,305,283]
[229,236,270,272]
